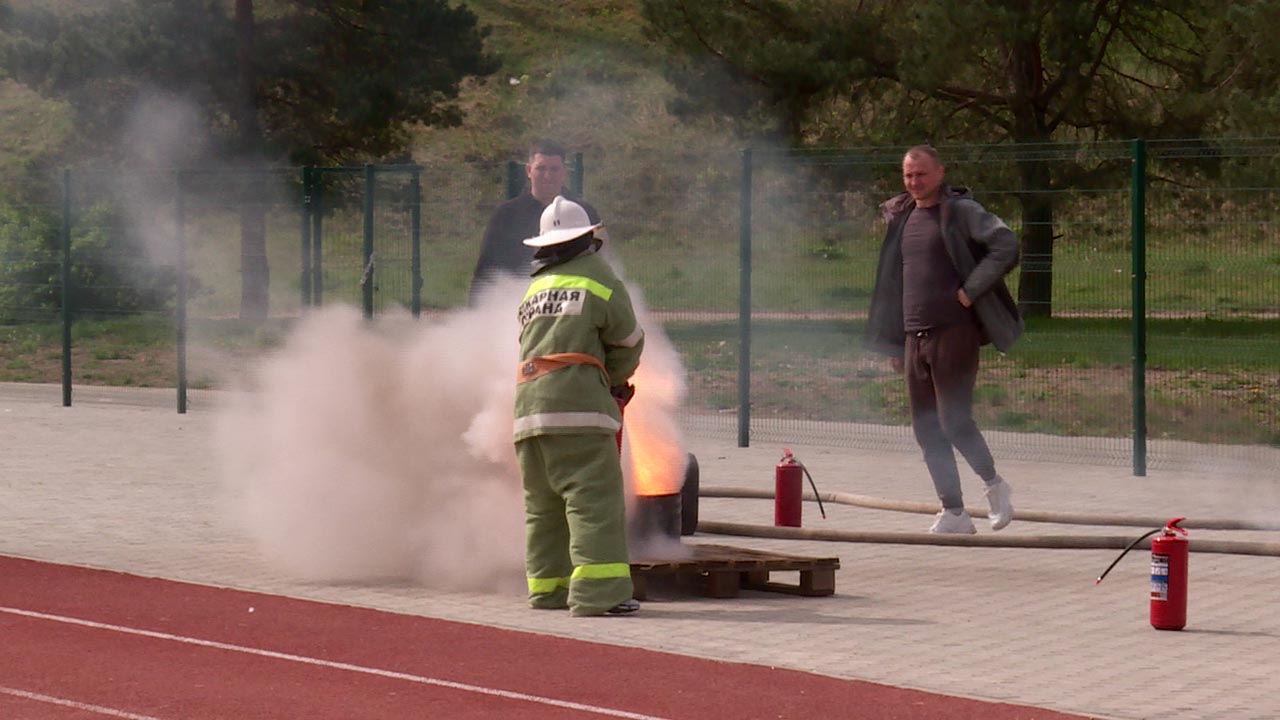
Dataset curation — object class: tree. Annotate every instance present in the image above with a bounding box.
[640,0,1273,316]
[1,0,497,321]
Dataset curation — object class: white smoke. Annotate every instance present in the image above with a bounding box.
[117,91,210,266]
[218,277,526,590]
[218,270,693,589]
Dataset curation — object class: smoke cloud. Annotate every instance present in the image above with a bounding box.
[116,91,210,266]
[218,271,693,590]
[218,277,525,590]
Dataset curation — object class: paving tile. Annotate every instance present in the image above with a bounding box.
[2,382,1277,720]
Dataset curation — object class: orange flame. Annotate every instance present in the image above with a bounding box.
[628,425,686,496]
[620,374,688,498]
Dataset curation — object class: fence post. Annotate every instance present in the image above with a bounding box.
[311,170,324,306]
[175,172,188,415]
[60,168,72,407]
[737,148,753,448]
[1130,139,1147,476]
[570,151,584,197]
[300,166,312,309]
[410,166,422,318]
[506,160,522,200]
[362,164,375,319]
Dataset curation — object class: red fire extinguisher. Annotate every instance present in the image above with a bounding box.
[1095,516,1189,631]
[612,383,635,452]
[775,449,803,527]
[1150,517,1189,631]
[614,398,625,452]
[774,449,827,528]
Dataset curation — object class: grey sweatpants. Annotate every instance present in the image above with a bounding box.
[904,321,998,509]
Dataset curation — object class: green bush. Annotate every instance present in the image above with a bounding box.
[0,201,179,322]
[0,203,59,321]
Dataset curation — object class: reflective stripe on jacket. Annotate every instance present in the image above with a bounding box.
[514,251,643,441]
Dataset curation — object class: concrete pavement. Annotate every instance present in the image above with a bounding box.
[2,381,1278,720]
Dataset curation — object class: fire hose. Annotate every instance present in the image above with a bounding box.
[695,486,1280,557]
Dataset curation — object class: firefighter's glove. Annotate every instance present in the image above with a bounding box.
[611,383,636,408]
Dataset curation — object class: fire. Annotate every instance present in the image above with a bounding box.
[626,420,687,496]
[620,363,689,498]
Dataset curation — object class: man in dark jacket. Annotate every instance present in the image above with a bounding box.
[468,139,601,305]
[865,145,1023,534]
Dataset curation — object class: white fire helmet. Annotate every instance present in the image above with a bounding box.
[523,195,603,247]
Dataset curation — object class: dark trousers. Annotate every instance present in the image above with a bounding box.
[904,321,997,509]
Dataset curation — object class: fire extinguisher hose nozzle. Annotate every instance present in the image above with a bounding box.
[1094,527,1163,585]
[797,461,827,519]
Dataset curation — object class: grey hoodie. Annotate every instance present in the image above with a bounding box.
[865,185,1023,355]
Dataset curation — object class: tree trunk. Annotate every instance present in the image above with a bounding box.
[234,0,269,321]
[1015,156,1054,318]
[1005,27,1056,319]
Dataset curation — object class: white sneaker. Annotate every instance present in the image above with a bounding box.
[985,477,1014,531]
[929,509,977,534]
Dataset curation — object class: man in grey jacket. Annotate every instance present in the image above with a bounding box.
[865,145,1023,534]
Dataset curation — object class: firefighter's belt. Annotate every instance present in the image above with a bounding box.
[518,352,609,385]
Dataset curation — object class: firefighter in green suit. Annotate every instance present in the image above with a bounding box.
[514,196,645,617]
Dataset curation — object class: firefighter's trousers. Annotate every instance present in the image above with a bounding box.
[515,433,633,616]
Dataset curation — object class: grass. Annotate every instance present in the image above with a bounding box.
[266,207,1280,316]
[5,223,1276,446]
[5,312,1275,446]
[664,318,1279,446]
[0,314,292,389]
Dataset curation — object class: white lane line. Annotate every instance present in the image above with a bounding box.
[0,686,165,720]
[1,606,673,720]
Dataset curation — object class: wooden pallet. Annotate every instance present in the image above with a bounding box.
[629,543,839,599]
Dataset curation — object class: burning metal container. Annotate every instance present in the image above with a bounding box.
[630,492,683,543]
[615,369,697,545]
[628,452,699,545]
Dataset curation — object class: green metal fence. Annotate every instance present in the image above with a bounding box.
[707,143,1145,467]
[593,139,1277,470]
[300,165,423,318]
[1,139,1276,472]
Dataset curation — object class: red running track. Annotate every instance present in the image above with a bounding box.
[0,556,1097,719]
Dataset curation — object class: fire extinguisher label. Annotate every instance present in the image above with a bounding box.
[1150,553,1170,601]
